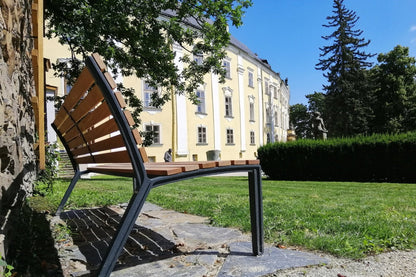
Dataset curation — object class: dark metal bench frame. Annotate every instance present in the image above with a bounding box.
[53,55,264,276]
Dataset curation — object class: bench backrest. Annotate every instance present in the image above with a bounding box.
[52,54,149,180]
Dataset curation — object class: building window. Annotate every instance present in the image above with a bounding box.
[194,54,203,65]
[223,60,231,79]
[225,96,233,117]
[196,90,206,114]
[249,102,255,122]
[226,128,234,144]
[274,111,278,127]
[143,81,158,108]
[145,124,161,144]
[250,131,255,145]
[248,71,254,87]
[197,126,207,144]
[273,86,278,99]
[264,80,270,95]
[64,78,72,95]
[266,106,271,124]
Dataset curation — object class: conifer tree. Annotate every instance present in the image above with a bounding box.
[316,0,374,137]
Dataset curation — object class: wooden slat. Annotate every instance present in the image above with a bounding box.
[55,84,104,136]
[92,53,106,72]
[83,118,119,142]
[87,163,185,176]
[75,150,131,164]
[124,110,135,126]
[231,160,247,165]
[62,124,83,145]
[216,160,231,166]
[145,166,182,176]
[68,118,119,150]
[71,134,126,156]
[114,92,126,108]
[132,129,143,145]
[164,161,216,169]
[104,72,117,89]
[54,67,94,128]
[145,162,199,172]
[88,164,134,176]
[139,147,149,163]
[53,108,70,132]
[70,85,104,123]
[76,102,112,134]
[58,112,78,136]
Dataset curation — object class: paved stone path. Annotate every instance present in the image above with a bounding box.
[51,203,327,276]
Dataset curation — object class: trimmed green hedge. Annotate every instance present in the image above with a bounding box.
[258,132,416,182]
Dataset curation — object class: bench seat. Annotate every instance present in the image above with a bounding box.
[52,54,263,277]
[88,160,260,176]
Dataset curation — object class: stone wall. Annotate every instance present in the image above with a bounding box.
[0,0,36,257]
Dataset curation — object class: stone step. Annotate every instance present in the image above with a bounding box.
[58,151,75,178]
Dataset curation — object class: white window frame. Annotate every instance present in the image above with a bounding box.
[249,102,255,122]
[223,59,231,79]
[144,123,161,145]
[226,128,234,144]
[143,81,158,108]
[197,126,207,144]
[193,53,203,65]
[196,89,206,114]
[274,110,278,127]
[250,130,255,145]
[225,96,233,117]
[248,71,254,87]
[264,79,270,95]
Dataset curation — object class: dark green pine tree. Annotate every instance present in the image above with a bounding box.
[316,0,375,137]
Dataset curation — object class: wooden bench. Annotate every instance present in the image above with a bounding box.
[52,54,264,276]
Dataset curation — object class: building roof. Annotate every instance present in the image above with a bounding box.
[160,10,276,74]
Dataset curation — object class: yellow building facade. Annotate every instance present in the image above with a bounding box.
[44,31,289,162]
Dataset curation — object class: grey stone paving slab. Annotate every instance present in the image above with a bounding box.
[55,203,330,277]
[217,242,328,277]
[110,250,220,277]
[172,223,248,247]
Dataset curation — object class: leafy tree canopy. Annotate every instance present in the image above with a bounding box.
[45,0,252,110]
[370,45,416,133]
[289,103,311,139]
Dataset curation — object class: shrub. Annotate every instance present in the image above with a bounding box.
[258,132,416,182]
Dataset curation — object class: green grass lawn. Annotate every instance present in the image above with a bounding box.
[30,176,416,259]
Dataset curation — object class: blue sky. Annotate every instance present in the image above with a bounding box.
[229,0,416,105]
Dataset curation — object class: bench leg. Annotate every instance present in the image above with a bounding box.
[248,168,264,256]
[56,170,83,215]
[98,178,152,277]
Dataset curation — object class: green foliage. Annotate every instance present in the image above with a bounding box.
[289,103,312,139]
[370,45,416,133]
[0,254,14,277]
[45,0,252,111]
[316,0,375,137]
[35,142,60,194]
[290,92,328,139]
[258,132,416,182]
[29,177,133,211]
[305,91,326,115]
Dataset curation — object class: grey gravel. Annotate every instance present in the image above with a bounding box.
[264,249,416,277]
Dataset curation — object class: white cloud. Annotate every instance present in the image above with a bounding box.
[411,26,416,32]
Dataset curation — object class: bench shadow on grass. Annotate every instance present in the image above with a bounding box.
[59,206,182,273]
